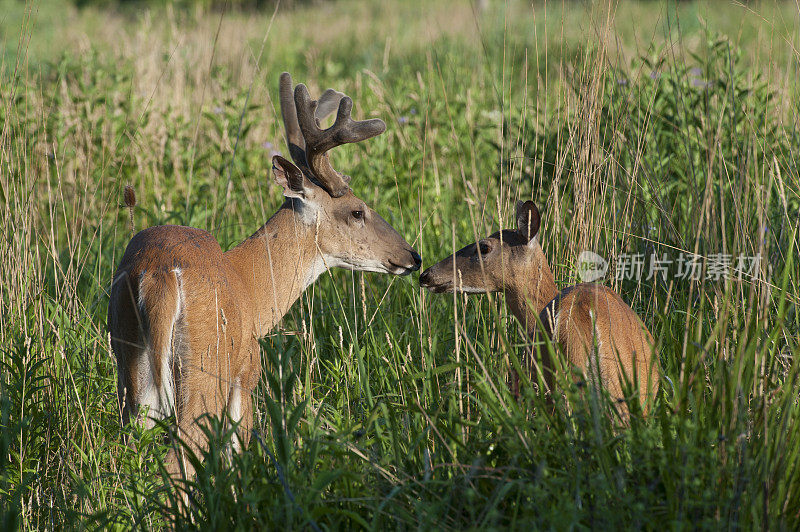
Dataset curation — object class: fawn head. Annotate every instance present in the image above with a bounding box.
[419,201,543,293]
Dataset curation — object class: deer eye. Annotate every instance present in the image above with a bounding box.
[351,210,364,221]
[478,241,492,255]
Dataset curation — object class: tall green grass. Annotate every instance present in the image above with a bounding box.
[1,0,799,528]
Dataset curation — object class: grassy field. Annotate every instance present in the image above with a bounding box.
[2,0,800,528]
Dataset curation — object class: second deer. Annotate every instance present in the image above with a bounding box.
[419,201,659,417]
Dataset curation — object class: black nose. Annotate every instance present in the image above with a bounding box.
[419,269,430,285]
[411,250,422,268]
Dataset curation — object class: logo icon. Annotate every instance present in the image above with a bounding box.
[577,251,608,282]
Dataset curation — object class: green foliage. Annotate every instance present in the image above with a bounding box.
[1,0,799,529]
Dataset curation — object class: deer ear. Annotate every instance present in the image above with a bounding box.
[516,200,541,244]
[272,155,309,199]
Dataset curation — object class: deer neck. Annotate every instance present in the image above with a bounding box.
[225,200,325,338]
[503,245,558,335]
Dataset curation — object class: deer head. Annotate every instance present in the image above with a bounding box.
[419,201,548,293]
[277,72,420,275]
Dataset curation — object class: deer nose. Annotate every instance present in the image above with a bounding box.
[419,269,431,286]
[410,250,422,269]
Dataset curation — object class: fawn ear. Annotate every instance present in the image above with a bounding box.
[516,200,541,244]
[272,155,312,199]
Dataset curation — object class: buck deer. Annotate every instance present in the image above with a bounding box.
[108,73,421,477]
[419,201,659,417]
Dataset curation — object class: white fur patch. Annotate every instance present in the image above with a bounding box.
[591,310,603,352]
[339,258,396,274]
[291,197,320,226]
[455,285,487,294]
[229,379,242,423]
[303,255,329,289]
[136,354,159,429]
[552,307,561,337]
[455,269,486,293]
[135,273,157,428]
[159,268,182,415]
[228,378,242,452]
[136,271,148,316]
[318,254,403,276]
[135,269,182,426]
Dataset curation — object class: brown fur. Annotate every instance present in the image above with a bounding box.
[538,283,657,414]
[419,201,659,417]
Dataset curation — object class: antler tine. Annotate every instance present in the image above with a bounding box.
[279,72,307,171]
[315,88,346,122]
[294,83,386,197]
